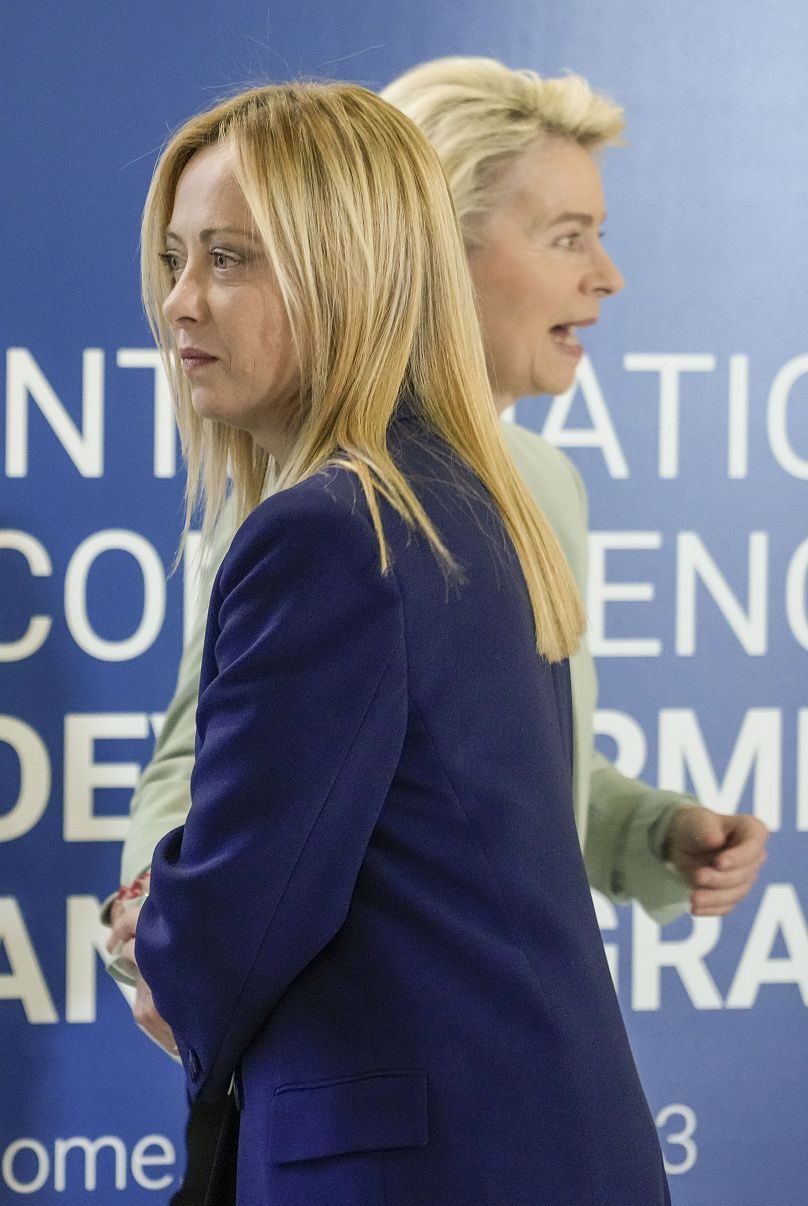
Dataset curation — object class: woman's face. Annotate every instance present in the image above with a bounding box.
[161,142,300,457]
[467,137,624,411]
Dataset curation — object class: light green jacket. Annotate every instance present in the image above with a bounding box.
[114,423,691,924]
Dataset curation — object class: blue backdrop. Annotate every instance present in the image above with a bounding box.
[2,2,806,1201]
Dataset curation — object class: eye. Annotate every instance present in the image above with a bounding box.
[554,231,582,250]
[211,249,240,270]
[158,251,183,281]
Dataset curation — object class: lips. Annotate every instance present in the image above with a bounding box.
[549,317,598,355]
[551,324,582,349]
[179,347,218,373]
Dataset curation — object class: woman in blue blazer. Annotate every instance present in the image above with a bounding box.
[135,82,670,1204]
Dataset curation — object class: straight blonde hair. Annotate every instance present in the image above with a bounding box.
[382,56,624,246]
[141,82,585,660]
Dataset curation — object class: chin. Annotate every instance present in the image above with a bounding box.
[528,360,576,400]
[535,369,576,398]
[191,395,238,427]
[528,381,570,400]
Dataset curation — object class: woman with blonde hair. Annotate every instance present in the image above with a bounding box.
[382,55,767,918]
[134,81,670,1203]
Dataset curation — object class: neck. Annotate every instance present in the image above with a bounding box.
[492,389,516,416]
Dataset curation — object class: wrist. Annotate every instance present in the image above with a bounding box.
[660,803,698,864]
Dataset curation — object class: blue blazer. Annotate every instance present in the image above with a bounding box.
[137,413,670,1205]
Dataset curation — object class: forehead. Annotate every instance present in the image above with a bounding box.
[168,142,252,231]
[494,136,606,220]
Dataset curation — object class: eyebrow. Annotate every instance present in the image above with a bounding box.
[547,212,599,228]
[164,226,259,244]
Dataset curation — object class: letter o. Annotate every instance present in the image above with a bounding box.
[64,531,166,661]
[2,1139,50,1194]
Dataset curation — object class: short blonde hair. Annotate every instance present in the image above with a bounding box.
[141,82,584,660]
[382,56,624,245]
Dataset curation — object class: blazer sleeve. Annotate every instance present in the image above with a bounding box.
[135,487,407,1101]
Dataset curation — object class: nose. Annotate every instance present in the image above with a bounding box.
[162,262,207,326]
[586,244,625,298]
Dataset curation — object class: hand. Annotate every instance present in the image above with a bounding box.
[106,895,140,957]
[106,898,179,1058]
[132,975,180,1059]
[663,806,768,917]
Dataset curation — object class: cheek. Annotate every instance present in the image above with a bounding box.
[255,298,295,372]
[251,323,298,399]
[492,260,554,334]
[226,320,276,381]
[497,288,553,368]
[473,255,515,313]
[217,291,281,364]
[512,268,556,328]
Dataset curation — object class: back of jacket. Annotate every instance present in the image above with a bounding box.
[137,413,669,1206]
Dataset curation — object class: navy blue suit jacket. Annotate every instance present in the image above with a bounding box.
[137,415,669,1205]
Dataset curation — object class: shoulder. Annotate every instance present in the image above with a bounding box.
[500,420,587,508]
[501,420,590,581]
[218,466,381,598]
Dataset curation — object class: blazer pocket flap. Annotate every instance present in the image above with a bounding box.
[270,1070,428,1164]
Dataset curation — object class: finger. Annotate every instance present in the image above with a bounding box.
[690,900,737,917]
[691,880,757,914]
[133,985,178,1054]
[691,862,761,891]
[136,1010,175,1050]
[119,911,139,937]
[133,983,161,1027]
[674,854,715,882]
[136,1004,171,1040]
[106,916,127,951]
[712,815,768,856]
[714,842,768,873]
[666,812,734,870]
[670,849,728,884]
[106,913,139,952]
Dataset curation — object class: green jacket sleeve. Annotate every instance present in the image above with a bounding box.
[501,420,692,924]
[584,752,694,925]
[100,507,238,921]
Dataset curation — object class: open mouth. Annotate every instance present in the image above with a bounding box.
[550,323,582,350]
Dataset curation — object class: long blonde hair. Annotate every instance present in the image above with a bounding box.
[382,56,624,246]
[141,82,584,660]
